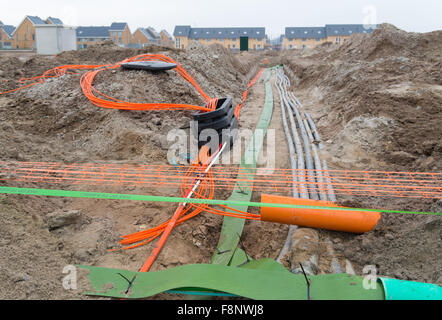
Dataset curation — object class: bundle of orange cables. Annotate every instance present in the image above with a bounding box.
[0,53,263,271]
[0,53,219,111]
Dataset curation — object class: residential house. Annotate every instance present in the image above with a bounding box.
[159,29,173,47]
[0,24,16,49]
[132,27,161,47]
[12,15,63,49]
[109,22,132,47]
[173,26,266,51]
[283,27,327,50]
[324,24,375,44]
[76,26,110,49]
[282,24,376,50]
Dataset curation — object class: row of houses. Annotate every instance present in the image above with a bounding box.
[1,16,376,52]
[0,15,174,50]
[173,24,376,51]
[76,23,174,49]
[0,16,64,49]
[282,24,376,49]
[173,26,266,51]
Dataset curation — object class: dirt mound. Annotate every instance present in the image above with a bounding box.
[282,25,442,173]
[330,23,442,62]
[281,24,441,284]
[0,43,260,299]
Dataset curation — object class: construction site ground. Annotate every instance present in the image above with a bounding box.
[0,24,440,299]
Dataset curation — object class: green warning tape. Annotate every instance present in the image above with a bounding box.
[210,68,275,266]
[77,260,385,300]
[0,186,440,215]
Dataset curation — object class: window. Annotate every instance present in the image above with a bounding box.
[232,44,236,48]
[25,34,27,40]
[32,34,35,40]
[289,44,292,49]
[118,32,122,37]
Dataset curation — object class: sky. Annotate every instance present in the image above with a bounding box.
[2,0,441,38]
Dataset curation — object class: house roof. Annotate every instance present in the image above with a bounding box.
[325,24,376,36]
[146,27,160,38]
[0,21,3,26]
[174,26,266,39]
[285,24,377,39]
[160,29,173,40]
[27,15,47,25]
[76,26,111,38]
[285,27,326,39]
[109,22,128,31]
[1,25,16,38]
[137,28,155,40]
[173,25,191,37]
[47,17,63,25]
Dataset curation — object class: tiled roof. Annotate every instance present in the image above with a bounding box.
[160,29,173,40]
[138,28,155,40]
[325,24,376,36]
[285,27,326,40]
[174,26,266,39]
[0,21,3,26]
[146,27,160,38]
[47,17,63,25]
[173,25,191,37]
[76,26,111,38]
[27,15,47,25]
[285,24,377,39]
[1,25,16,38]
[110,22,127,31]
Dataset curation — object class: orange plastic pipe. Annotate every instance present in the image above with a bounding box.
[260,194,380,233]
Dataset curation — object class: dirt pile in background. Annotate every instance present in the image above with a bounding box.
[281,24,441,284]
[282,24,442,173]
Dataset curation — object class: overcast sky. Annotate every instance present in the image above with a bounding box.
[3,0,442,38]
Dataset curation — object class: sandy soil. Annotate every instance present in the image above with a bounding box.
[280,24,441,284]
[0,24,440,299]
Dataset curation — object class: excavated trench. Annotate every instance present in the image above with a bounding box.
[0,28,441,298]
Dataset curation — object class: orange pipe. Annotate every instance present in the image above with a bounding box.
[260,194,380,233]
